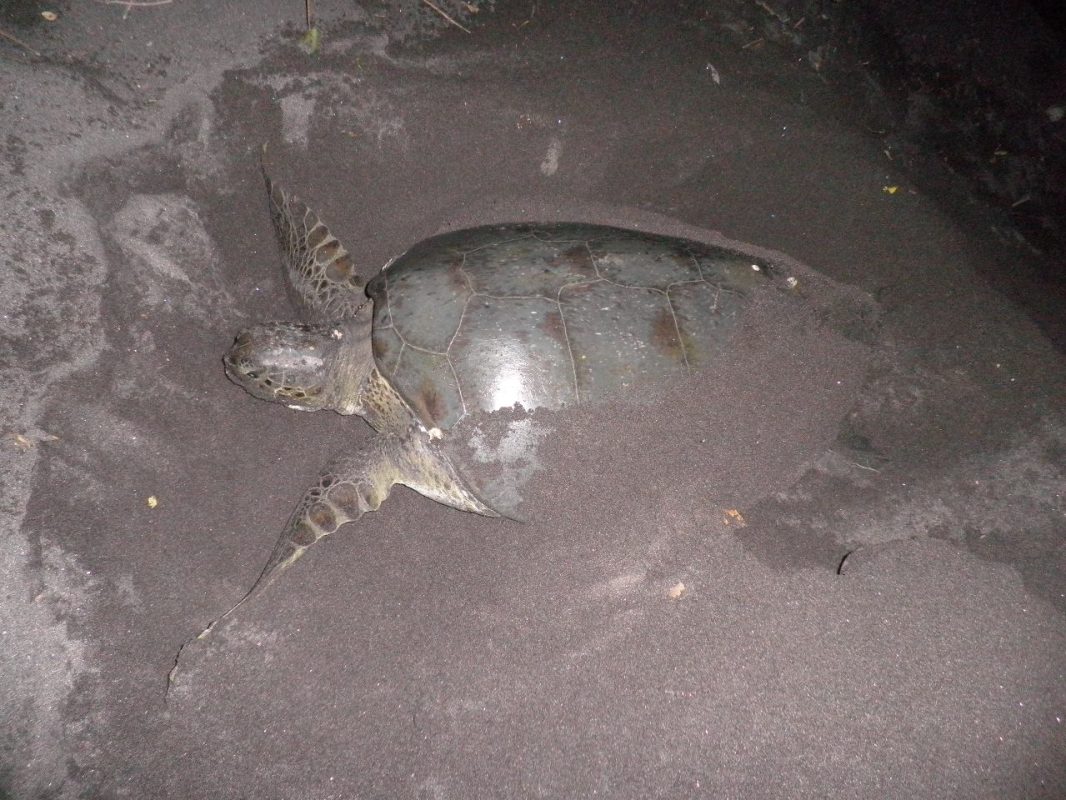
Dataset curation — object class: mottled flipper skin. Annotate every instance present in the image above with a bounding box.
[246,426,493,612]
[264,166,368,321]
[170,432,488,663]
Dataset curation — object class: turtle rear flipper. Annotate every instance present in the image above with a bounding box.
[264,168,368,321]
[166,431,494,700]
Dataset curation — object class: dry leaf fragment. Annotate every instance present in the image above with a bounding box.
[724,508,747,526]
[8,432,60,451]
[882,185,899,194]
[147,495,159,509]
[298,27,320,55]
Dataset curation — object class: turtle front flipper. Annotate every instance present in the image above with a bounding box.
[166,431,495,700]
[229,430,495,616]
[263,165,368,321]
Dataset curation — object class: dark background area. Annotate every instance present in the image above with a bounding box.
[677,0,1066,341]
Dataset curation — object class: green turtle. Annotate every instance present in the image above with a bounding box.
[168,169,776,692]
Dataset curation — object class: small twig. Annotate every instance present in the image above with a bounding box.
[421,0,472,34]
[97,0,174,6]
[755,0,788,22]
[306,0,314,29]
[0,26,41,57]
[97,0,173,21]
[741,37,764,50]
[849,460,882,473]
[836,550,853,575]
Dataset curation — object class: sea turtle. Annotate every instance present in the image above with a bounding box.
[169,169,776,688]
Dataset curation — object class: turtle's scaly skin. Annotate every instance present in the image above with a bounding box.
[266,174,367,320]
[167,170,778,697]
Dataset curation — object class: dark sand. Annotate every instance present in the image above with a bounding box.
[2,2,1064,798]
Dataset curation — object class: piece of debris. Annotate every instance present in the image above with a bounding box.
[705,63,721,84]
[724,508,746,526]
[98,0,174,22]
[298,28,320,55]
[41,11,58,21]
[882,185,899,194]
[540,138,562,176]
[422,0,472,34]
[8,432,58,451]
[754,0,788,22]
[147,495,159,509]
[836,550,853,575]
[667,582,687,600]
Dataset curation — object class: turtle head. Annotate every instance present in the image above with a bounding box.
[224,317,372,414]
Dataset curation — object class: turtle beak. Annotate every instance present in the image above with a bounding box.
[224,323,331,410]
